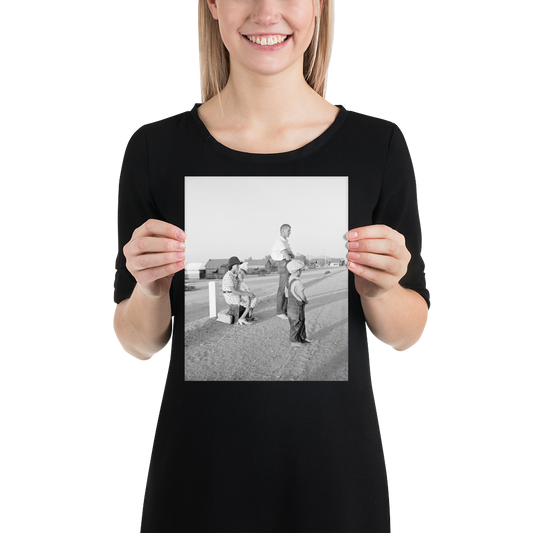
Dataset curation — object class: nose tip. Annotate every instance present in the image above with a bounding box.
[250,0,282,26]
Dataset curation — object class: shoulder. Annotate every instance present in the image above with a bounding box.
[338,106,403,147]
[137,109,189,137]
[123,105,206,177]
[222,271,232,285]
[342,107,397,135]
[137,107,198,143]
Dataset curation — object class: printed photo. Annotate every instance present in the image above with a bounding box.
[185,176,348,381]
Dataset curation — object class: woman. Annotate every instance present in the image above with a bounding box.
[114,1,429,531]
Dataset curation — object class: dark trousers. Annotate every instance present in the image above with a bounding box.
[287,305,306,343]
[276,264,289,315]
[228,304,246,324]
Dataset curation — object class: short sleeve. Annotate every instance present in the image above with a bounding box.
[373,125,430,308]
[113,127,163,305]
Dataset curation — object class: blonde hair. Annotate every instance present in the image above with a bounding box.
[198,0,334,103]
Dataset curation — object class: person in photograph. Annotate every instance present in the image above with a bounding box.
[285,260,312,347]
[221,256,255,325]
[271,223,294,319]
[237,262,258,321]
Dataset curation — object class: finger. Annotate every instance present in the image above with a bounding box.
[347,261,397,290]
[131,251,186,272]
[135,261,185,285]
[346,225,400,242]
[132,219,186,241]
[347,252,404,276]
[347,237,401,256]
[132,236,186,255]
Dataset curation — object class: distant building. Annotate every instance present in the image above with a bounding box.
[247,259,273,275]
[185,263,206,280]
[205,259,230,279]
[308,257,345,268]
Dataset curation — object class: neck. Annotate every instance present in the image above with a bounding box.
[216,61,322,128]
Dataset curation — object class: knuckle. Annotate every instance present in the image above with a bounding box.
[131,226,140,240]
[145,218,157,233]
[137,255,149,269]
[136,237,148,251]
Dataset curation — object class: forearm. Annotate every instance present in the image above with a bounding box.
[281,249,293,261]
[113,284,172,360]
[231,287,254,297]
[361,284,428,351]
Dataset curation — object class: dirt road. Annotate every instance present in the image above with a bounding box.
[185,269,348,381]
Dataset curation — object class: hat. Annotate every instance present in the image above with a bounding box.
[287,260,305,273]
[240,262,249,273]
[227,256,242,269]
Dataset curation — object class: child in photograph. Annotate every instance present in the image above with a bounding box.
[237,263,258,322]
[285,260,313,347]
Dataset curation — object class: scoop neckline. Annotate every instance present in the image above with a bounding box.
[190,103,347,163]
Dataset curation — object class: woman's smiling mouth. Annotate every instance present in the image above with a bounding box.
[242,34,292,50]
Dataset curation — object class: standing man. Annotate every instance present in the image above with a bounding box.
[271,224,295,319]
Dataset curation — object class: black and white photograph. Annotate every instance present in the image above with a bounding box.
[184,176,348,381]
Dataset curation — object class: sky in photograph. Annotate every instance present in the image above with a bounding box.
[185,177,348,265]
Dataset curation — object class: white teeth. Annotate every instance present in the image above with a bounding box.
[246,35,288,46]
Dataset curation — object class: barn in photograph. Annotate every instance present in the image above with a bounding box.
[246,258,274,275]
[204,259,229,279]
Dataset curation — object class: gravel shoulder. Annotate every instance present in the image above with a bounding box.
[185,269,348,381]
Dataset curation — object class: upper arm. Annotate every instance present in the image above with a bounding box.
[373,124,430,308]
[114,127,163,306]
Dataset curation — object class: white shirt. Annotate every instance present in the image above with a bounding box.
[271,236,293,261]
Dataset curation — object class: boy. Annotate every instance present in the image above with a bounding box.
[285,260,313,347]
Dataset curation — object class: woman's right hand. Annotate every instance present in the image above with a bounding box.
[123,219,186,299]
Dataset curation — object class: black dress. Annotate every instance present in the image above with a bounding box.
[114,104,430,532]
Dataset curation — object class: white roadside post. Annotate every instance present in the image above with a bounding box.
[209,281,218,318]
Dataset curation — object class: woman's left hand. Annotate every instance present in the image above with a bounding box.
[346,225,411,299]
